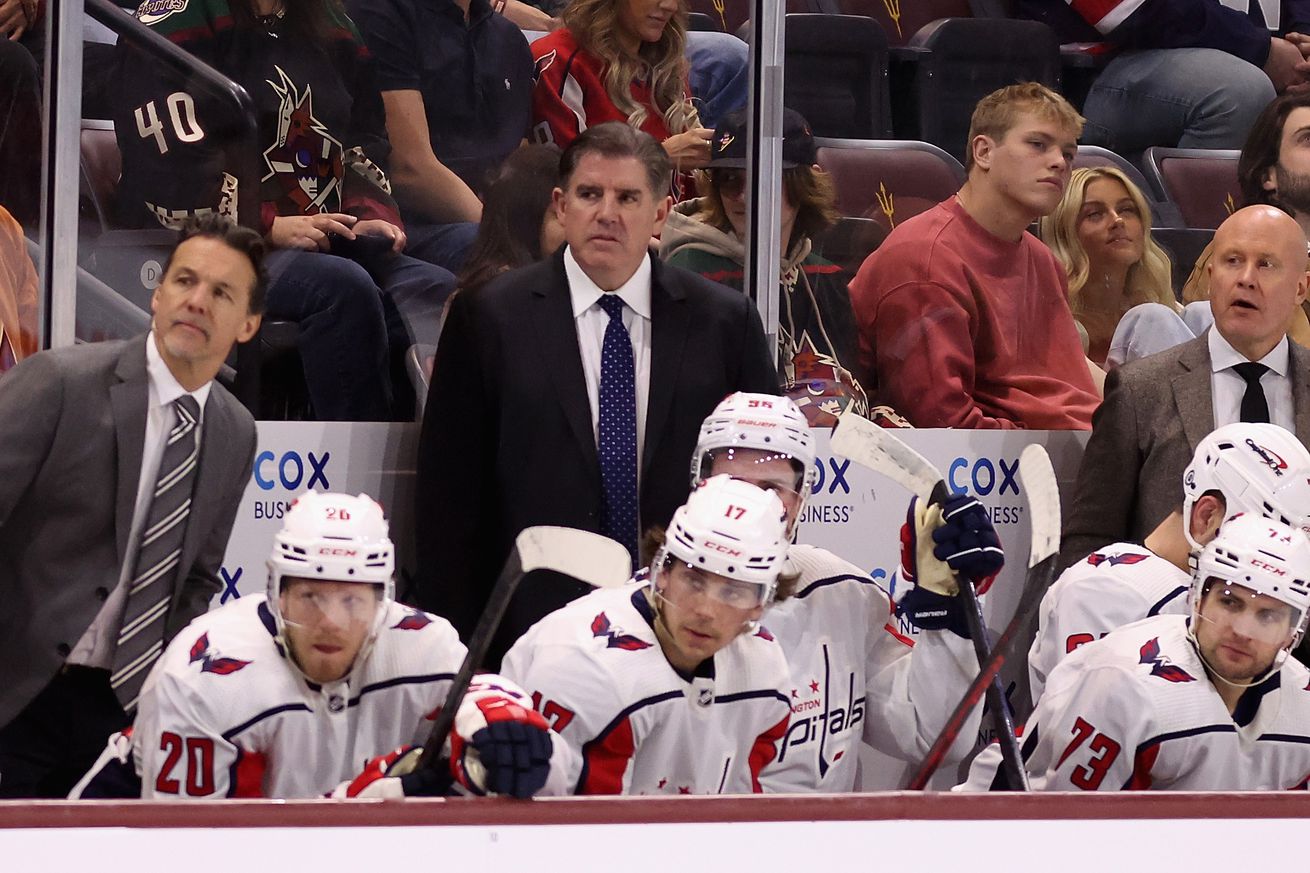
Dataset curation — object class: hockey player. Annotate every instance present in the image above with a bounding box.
[500,475,794,795]
[73,492,550,799]
[690,392,1004,791]
[963,513,1310,791]
[1028,422,1310,703]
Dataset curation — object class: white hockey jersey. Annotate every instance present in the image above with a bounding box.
[501,583,792,796]
[759,545,980,792]
[131,595,465,798]
[963,614,1310,791]
[1028,542,1190,703]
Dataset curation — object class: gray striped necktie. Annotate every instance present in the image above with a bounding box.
[111,394,201,712]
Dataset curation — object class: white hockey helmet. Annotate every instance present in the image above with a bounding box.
[1181,422,1310,551]
[691,392,817,532]
[1189,513,1310,676]
[266,492,395,657]
[652,474,790,610]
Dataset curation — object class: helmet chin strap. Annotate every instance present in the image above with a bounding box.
[1185,621,1285,690]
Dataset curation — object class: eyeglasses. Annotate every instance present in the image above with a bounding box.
[712,167,803,199]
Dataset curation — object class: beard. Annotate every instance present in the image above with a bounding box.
[1273,164,1310,219]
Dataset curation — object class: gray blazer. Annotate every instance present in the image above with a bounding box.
[0,336,255,728]
[1058,333,1310,570]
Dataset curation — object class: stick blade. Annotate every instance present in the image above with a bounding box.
[1019,445,1061,569]
[515,526,633,589]
[831,410,942,501]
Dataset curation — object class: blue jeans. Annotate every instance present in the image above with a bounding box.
[263,248,455,421]
[1082,48,1275,155]
[685,31,749,129]
[405,220,479,274]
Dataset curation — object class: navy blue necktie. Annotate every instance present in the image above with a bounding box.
[597,293,638,562]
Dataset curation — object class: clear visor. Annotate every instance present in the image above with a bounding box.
[697,448,804,514]
[1196,580,1305,646]
[279,584,381,630]
[652,553,768,612]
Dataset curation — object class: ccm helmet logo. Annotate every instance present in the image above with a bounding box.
[317,547,358,557]
[1251,559,1287,576]
[704,541,743,557]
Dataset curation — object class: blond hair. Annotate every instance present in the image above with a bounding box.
[965,82,1084,173]
[562,0,700,135]
[1040,166,1177,317]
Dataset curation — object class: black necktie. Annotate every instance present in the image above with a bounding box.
[1233,361,1271,424]
[596,294,638,562]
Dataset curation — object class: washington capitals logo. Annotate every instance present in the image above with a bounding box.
[262,67,343,215]
[1246,439,1288,476]
[393,610,433,631]
[1087,551,1150,568]
[1138,637,1195,683]
[188,632,251,675]
[591,612,651,651]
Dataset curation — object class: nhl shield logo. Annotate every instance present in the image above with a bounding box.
[697,687,714,707]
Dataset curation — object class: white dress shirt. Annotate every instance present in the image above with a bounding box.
[565,246,653,487]
[1208,327,1294,432]
[68,332,211,669]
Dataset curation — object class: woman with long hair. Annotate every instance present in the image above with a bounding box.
[1040,166,1187,367]
[456,144,564,295]
[529,0,712,196]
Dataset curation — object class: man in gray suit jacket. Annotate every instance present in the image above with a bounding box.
[0,216,264,797]
[1060,205,1310,570]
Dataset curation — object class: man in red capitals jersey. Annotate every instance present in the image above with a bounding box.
[1028,422,1310,703]
[501,475,793,795]
[691,393,1002,791]
[964,513,1310,791]
[73,492,547,799]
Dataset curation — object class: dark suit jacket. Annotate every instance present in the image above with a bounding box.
[414,251,779,659]
[0,336,256,728]
[1058,333,1310,570]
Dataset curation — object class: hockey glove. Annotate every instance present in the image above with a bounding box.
[331,745,454,798]
[896,494,1004,638]
[450,675,553,799]
[933,493,1004,591]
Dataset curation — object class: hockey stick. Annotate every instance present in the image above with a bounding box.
[417,526,633,769]
[906,444,1062,789]
[830,411,1028,790]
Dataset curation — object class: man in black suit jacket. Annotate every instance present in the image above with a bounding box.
[0,216,263,797]
[415,123,778,661]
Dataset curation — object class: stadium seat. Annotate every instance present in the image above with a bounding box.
[784,14,892,138]
[1143,147,1242,231]
[815,137,965,228]
[895,17,1061,161]
[692,0,814,34]
[1074,144,1183,227]
[831,0,971,47]
[811,216,888,279]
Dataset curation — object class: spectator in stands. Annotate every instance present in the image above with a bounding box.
[1183,91,1310,347]
[1058,204,1310,569]
[114,0,457,421]
[847,83,1100,429]
[347,0,536,273]
[0,215,260,797]
[414,123,777,666]
[0,204,37,372]
[1040,166,1189,368]
[1020,0,1309,154]
[529,0,713,199]
[457,144,564,295]
[661,107,868,427]
[0,35,40,228]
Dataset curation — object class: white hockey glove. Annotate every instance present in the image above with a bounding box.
[450,674,552,799]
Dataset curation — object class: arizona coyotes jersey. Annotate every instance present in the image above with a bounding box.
[132,595,464,798]
[759,545,980,792]
[1028,542,1190,703]
[963,614,1310,791]
[501,583,791,796]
